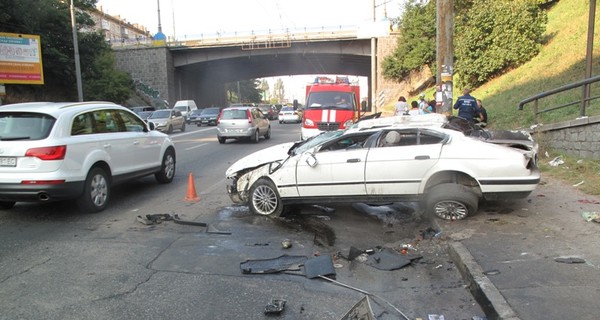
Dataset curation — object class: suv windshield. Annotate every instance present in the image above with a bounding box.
[306,92,354,110]
[0,112,55,140]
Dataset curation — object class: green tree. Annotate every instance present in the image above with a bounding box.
[382,0,436,81]
[225,79,262,104]
[454,0,547,88]
[273,78,285,102]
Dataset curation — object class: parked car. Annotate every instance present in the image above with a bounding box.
[173,100,198,118]
[147,109,186,133]
[216,106,271,144]
[278,106,302,123]
[0,101,176,213]
[225,114,540,220]
[186,109,204,125]
[198,107,221,126]
[258,104,279,120]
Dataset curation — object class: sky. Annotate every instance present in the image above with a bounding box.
[95,0,406,102]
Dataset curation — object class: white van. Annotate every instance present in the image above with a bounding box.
[173,100,198,118]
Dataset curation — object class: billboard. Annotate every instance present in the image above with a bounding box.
[0,32,44,85]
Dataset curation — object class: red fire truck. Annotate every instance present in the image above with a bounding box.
[300,76,363,140]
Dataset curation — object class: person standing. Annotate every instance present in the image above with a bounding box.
[453,88,481,123]
[475,99,488,127]
[418,93,427,113]
[408,100,421,115]
[394,96,409,116]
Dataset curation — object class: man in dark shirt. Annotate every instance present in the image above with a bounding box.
[475,99,488,127]
[453,88,482,123]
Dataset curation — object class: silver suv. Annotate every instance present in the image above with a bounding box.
[0,101,176,213]
[216,106,271,143]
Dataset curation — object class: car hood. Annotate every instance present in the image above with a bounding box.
[226,142,295,177]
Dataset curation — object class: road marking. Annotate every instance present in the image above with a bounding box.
[171,127,215,138]
[185,143,208,151]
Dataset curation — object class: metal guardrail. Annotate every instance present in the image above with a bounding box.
[518,74,600,123]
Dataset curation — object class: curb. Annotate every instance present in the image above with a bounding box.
[447,242,521,320]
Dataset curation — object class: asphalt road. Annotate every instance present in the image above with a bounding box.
[0,122,485,320]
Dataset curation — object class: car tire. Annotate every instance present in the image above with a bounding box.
[218,136,226,144]
[155,148,176,184]
[264,126,271,140]
[197,123,202,127]
[425,183,479,220]
[252,130,259,143]
[279,121,283,124]
[181,122,186,132]
[249,178,283,216]
[77,167,110,213]
[0,201,16,210]
[166,125,173,134]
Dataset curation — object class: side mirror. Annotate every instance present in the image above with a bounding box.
[305,153,318,167]
[361,100,369,112]
[147,122,155,131]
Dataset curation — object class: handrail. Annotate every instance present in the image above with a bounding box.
[518,74,600,123]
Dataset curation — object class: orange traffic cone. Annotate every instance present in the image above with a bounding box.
[185,172,200,202]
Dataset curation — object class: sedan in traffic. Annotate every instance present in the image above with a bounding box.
[147,109,186,133]
[278,106,302,124]
[225,115,540,220]
[198,107,220,126]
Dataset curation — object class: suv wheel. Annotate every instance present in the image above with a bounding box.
[425,183,478,220]
[77,167,110,213]
[249,178,283,216]
[155,148,176,183]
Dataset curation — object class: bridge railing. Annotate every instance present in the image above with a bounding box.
[110,25,358,49]
[518,74,600,124]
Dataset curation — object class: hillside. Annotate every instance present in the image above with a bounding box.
[384,0,599,130]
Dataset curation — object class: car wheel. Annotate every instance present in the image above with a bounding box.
[77,167,110,213]
[279,121,283,124]
[218,136,226,144]
[252,130,259,143]
[197,123,202,127]
[181,122,186,132]
[155,148,176,183]
[264,126,271,140]
[0,201,16,210]
[249,178,283,216]
[166,125,173,134]
[425,183,479,220]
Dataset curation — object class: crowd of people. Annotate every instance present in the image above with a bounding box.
[393,88,488,127]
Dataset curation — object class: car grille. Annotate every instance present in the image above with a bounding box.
[316,122,340,131]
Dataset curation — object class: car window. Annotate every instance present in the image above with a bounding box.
[150,110,171,119]
[174,110,182,117]
[378,129,446,147]
[319,133,372,152]
[91,110,120,133]
[118,110,146,132]
[252,108,264,119]
[221,109,248,120]
[71,113,94,135]
[0,112,55,140]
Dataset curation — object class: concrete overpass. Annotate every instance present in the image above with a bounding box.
[112,28,379,108]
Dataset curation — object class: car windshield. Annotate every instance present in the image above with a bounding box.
[201,108,220,115]
[149,110,171,119]
[0,112,55,141]
[137,111,153,119]
[281,107,294,112]
[306,92,354,110]
[290,130,345,155]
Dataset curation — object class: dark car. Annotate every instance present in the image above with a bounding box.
[198,107,220,126]
[186,109,203,125]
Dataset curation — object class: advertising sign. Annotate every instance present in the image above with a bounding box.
[0,33,44,84]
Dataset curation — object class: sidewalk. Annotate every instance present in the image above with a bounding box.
[435,176,600,320]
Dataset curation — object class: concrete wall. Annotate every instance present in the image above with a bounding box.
[531,115,600,160]
[113,47,175,106]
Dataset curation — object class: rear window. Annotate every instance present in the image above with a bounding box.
[0,112,55,141]
[221,109,248,120]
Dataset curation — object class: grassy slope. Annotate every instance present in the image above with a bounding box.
[473,0,600,129]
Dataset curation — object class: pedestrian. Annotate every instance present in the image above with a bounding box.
[394,96,409,116]
[408,100,421,115]
[453,88,481,123]
[418,93,427,113]
[475,99,488,127]
[423,95,436,114]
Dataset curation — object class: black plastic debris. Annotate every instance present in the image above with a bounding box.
[304,255,336,279]
[340,296,374,320]
[420,227,440,239]
[240,255,307,274]
[365,248,422,271]
[135,213,231,234]
[264,299,286,315]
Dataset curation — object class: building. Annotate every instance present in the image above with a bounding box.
[87,6,152,46]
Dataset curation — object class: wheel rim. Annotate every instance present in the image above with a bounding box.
[252,185,278,215]
[90,173,108,207]
[433,200,469,220]
[164,153,175,179]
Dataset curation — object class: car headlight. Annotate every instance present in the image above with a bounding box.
[304,118,314,127]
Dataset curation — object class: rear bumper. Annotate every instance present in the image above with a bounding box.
[0,181,85,202]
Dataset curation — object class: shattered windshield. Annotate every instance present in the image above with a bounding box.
[290,130,345,156]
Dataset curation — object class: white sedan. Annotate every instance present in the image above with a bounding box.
[278,106,302,124]
[226,115,540,220]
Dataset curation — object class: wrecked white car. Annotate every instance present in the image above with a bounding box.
[225,114,540,220]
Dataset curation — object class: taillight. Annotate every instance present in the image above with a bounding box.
[25,146,67,161]
[247,109,253,124]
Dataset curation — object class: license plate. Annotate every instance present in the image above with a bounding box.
[0,157,16,167]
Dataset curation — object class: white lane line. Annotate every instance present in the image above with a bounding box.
[172,127,216,138]
[185,143,208,151]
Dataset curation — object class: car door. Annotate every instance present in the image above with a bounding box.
[172,110,184,130]
[88,109,135,175]
[253,108,269,133]
[115,109,162,171]
[364,129,445,195]
[295,134,370,197]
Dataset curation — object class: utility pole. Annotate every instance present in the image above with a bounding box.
[70,0,83,101]
[436,0,454,115]
[582,0,596,114]
[371,0,377,113]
